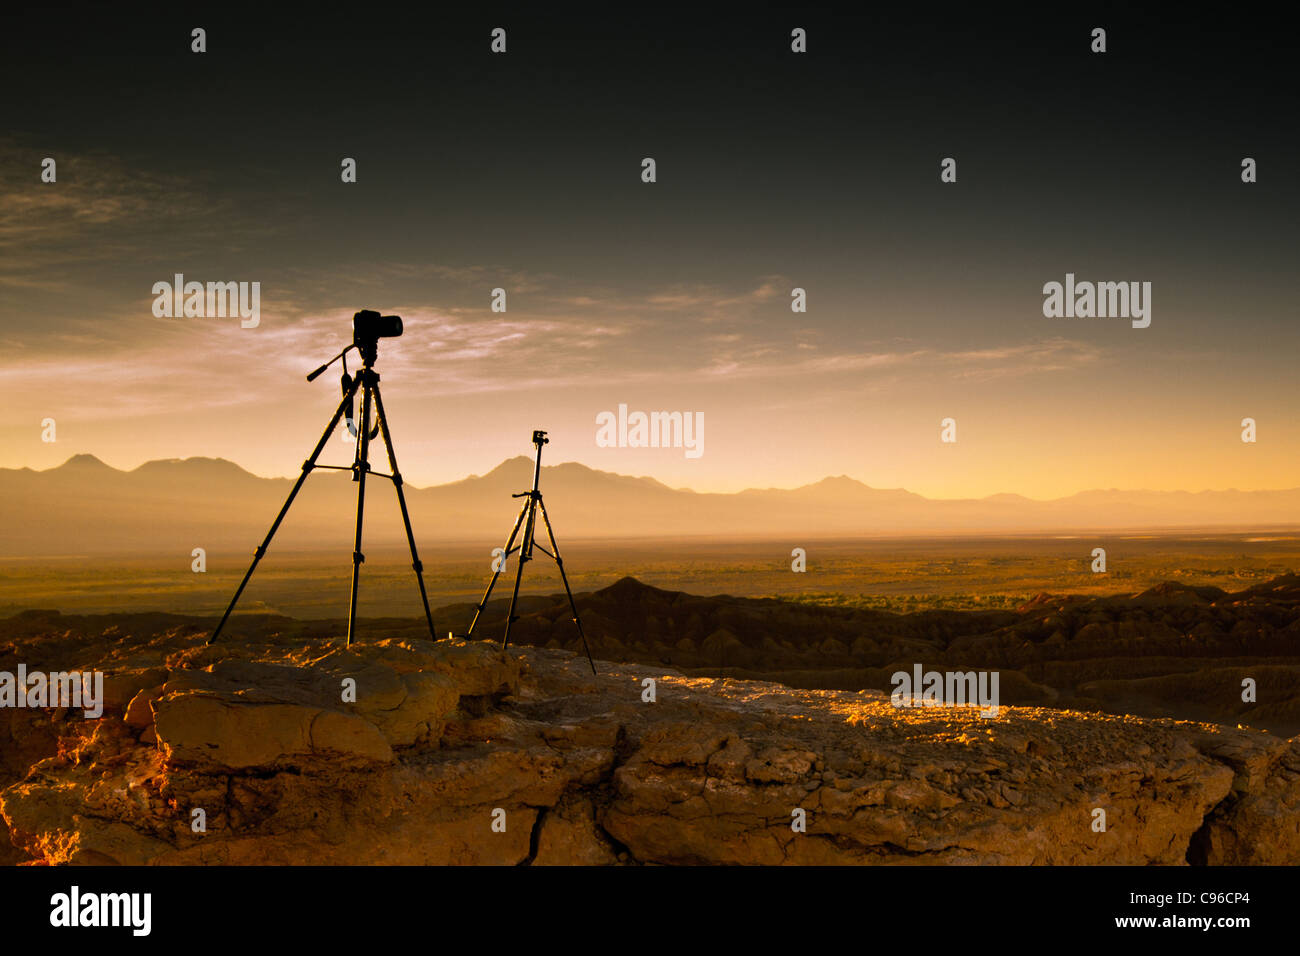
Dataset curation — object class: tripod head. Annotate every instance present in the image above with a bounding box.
[530,430,549,477]
[515,430,550,499]
[306,310,403,381]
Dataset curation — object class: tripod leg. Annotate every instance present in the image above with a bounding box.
[468,500,528,639]
[369,382,437,642]
[209,378,361,645]
[346,380,375,647]
[501,498,534,650]
[537,498,596,675]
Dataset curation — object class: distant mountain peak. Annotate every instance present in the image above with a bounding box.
[813,475,866,487]
[489,455,533,469]
[129,457,256,478]
[1132,581,1225,604]
[56,454,113,470]
[598,576,679,601]
[472,456,674,492]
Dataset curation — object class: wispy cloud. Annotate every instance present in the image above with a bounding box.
[0,140,1109,428]
[0,138,262,283]
[695,336,1102,384]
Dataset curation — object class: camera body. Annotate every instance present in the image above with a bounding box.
[352,309,403,346]
[532,429,549,446]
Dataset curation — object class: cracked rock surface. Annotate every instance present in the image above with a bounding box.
[1,617,1296,865]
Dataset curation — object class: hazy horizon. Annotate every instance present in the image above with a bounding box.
[5,450,1299,565]
[15,449,1300,501]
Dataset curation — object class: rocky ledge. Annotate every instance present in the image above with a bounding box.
[1,622,1297,865]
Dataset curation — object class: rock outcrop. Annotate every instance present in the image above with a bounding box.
[1,614,1297,865]
[461,574,1300,736]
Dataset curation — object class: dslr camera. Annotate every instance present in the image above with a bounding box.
[352,309,403,346]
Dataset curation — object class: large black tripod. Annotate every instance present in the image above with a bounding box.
[467,430,595,674]
[209,311,437,647]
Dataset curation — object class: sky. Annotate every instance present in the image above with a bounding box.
[1,11,1296,498]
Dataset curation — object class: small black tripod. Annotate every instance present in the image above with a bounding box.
[209,310,437,647]
[467,430,595,674]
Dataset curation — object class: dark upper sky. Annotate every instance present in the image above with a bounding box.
[0,9,1295,495]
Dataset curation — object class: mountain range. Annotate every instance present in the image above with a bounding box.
[1,454,1297,556]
